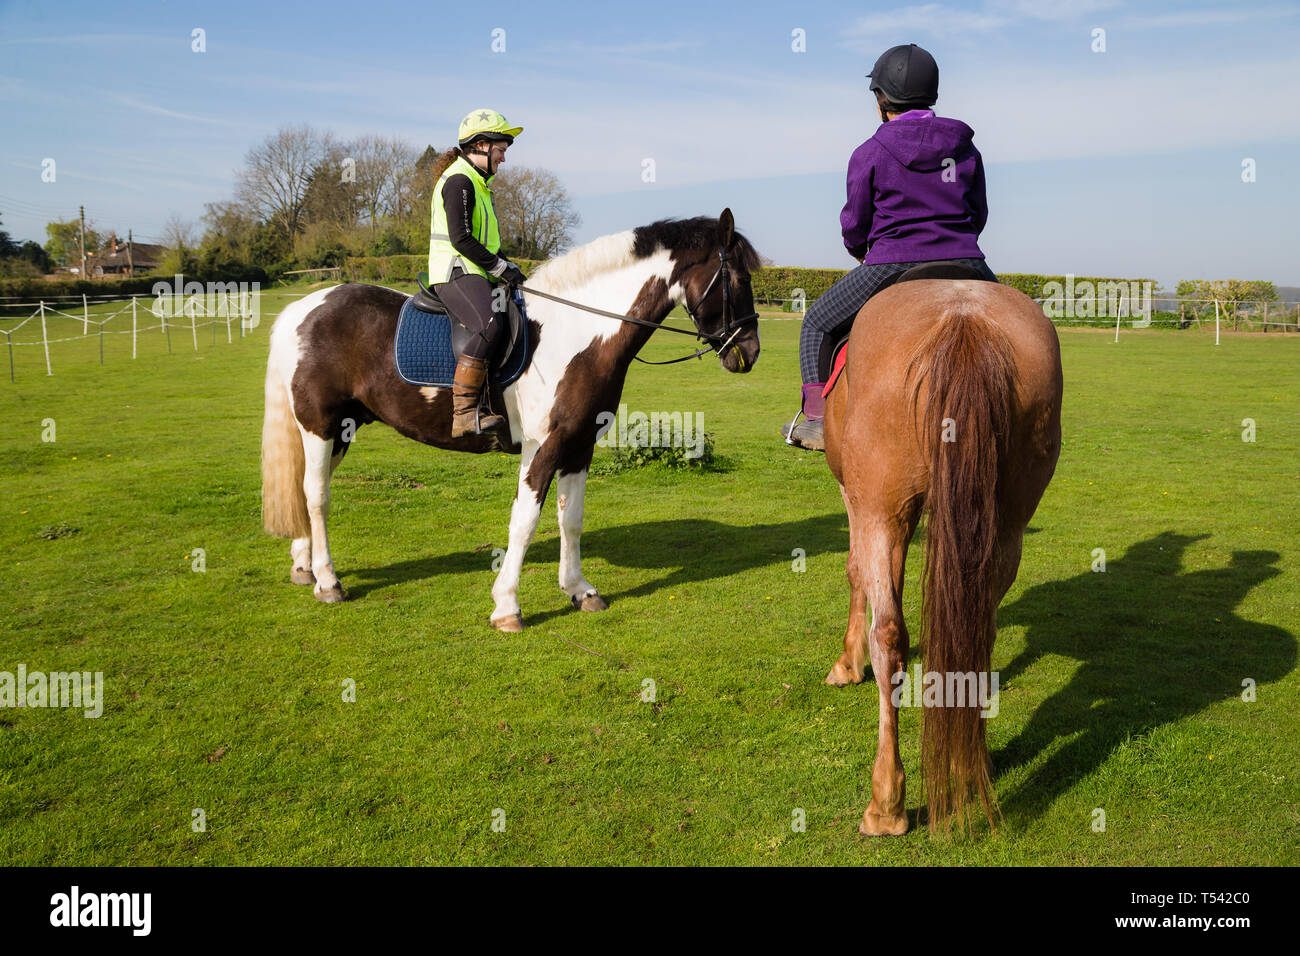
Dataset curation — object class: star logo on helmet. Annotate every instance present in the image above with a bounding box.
[476,111,492,123]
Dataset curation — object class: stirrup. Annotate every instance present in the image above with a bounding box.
[783,406,805,446]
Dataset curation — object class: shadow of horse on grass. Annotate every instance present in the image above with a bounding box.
[345,512,850,623]
[991,530,1294,823]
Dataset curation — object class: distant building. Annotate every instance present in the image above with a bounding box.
[86,235,165,277]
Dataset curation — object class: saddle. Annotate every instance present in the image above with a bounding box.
[822,260,994,397]
[393,276,532,391]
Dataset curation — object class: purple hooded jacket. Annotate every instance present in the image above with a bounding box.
[841,110,988,265]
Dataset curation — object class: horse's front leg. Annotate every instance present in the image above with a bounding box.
[490,439,547,631]
[556,467,607,612]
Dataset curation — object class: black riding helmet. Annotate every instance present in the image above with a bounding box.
[867,43,939,110]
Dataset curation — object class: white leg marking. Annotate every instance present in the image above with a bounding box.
[556,470,597,601]
[300,428,341,595]
[491,440,544,623]
[291,537,312,572]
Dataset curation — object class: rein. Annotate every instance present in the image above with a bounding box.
[518,246,758,366]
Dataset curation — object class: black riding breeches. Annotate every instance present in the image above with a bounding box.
[798,257,997,384]
[434,267,508,362]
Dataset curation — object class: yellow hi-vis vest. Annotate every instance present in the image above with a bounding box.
[428,155,500,282]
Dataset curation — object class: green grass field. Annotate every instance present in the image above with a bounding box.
[2,283,1297,865]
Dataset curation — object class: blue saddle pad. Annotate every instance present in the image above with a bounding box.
[393,295,530,389]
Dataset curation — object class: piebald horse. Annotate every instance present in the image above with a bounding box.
[823,278,1061,835]
[261,211,760,630]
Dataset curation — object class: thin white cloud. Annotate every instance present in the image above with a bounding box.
[997,0,1123,21]
[843,4,1010,40]
[1123,5,1299,28]
[0,32,169,47]
[103,92,254,129]
[545,38,704,56]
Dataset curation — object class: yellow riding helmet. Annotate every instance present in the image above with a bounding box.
[457,109,523,147]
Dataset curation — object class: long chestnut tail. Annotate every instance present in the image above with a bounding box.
[909,307,1016,833]
[261,361,310,539]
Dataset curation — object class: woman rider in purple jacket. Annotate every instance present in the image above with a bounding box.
[783,44,997,450]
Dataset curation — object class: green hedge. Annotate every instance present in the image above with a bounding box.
[343,255,542,284]
[338,256,1157,306]
[752,269,1158,304]
[0,276,165,301]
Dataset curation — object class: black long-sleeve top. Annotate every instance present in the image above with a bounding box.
[441,165,501,275]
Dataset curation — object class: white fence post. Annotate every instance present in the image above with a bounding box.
[190,297,198,352]
[1214,300,1221,346]
[40,300,52,375]
[131,296,138,359]
[82,293,89,335]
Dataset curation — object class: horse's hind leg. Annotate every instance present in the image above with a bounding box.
[861,518,914,836]
[826,484,872,687]
[290,537,314,585]
[290,440,350,588]
[300,428,346,603]
[826,487,915,836]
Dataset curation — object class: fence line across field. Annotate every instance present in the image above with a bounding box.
[0,291,262,381]
[3,287,1296,383]
[756,296,1300,331]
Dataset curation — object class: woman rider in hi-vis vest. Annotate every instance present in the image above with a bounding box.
[429,108,527,439]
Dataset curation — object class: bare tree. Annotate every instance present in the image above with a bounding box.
[235,125,333,247]
[162,212,198,252]
[347,135,418,232]
[492,167,581,260]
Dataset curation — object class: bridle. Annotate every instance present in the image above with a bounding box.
[671,244,761,365]
[517,244,759,366]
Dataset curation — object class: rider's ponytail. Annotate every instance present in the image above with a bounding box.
[427,147,461,184]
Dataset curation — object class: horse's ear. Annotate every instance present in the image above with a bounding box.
[719,208,734,247]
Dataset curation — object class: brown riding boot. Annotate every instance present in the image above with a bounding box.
[451,355,508,439]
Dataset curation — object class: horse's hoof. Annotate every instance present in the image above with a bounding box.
[573,593,608,612]
[291,568,316,586]
[314,583,346,603]
[859,810,909,837]
[492,613,524,633]
[825,661,865,687]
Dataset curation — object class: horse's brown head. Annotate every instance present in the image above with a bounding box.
[642,209,762,373]
[686,208,761,373]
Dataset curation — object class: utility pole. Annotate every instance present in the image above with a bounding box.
[127,228,134,276]
[78,205,86,277]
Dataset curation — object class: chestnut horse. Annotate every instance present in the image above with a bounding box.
[823,278,1062,835]
[261,212,759,629]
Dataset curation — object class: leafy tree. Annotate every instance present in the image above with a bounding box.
[17,240,52,273]
[1176,279,1277,329]
[44,219,100,269]
[0,212,18,258]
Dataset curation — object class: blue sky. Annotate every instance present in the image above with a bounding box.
[2,0,1298,288]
